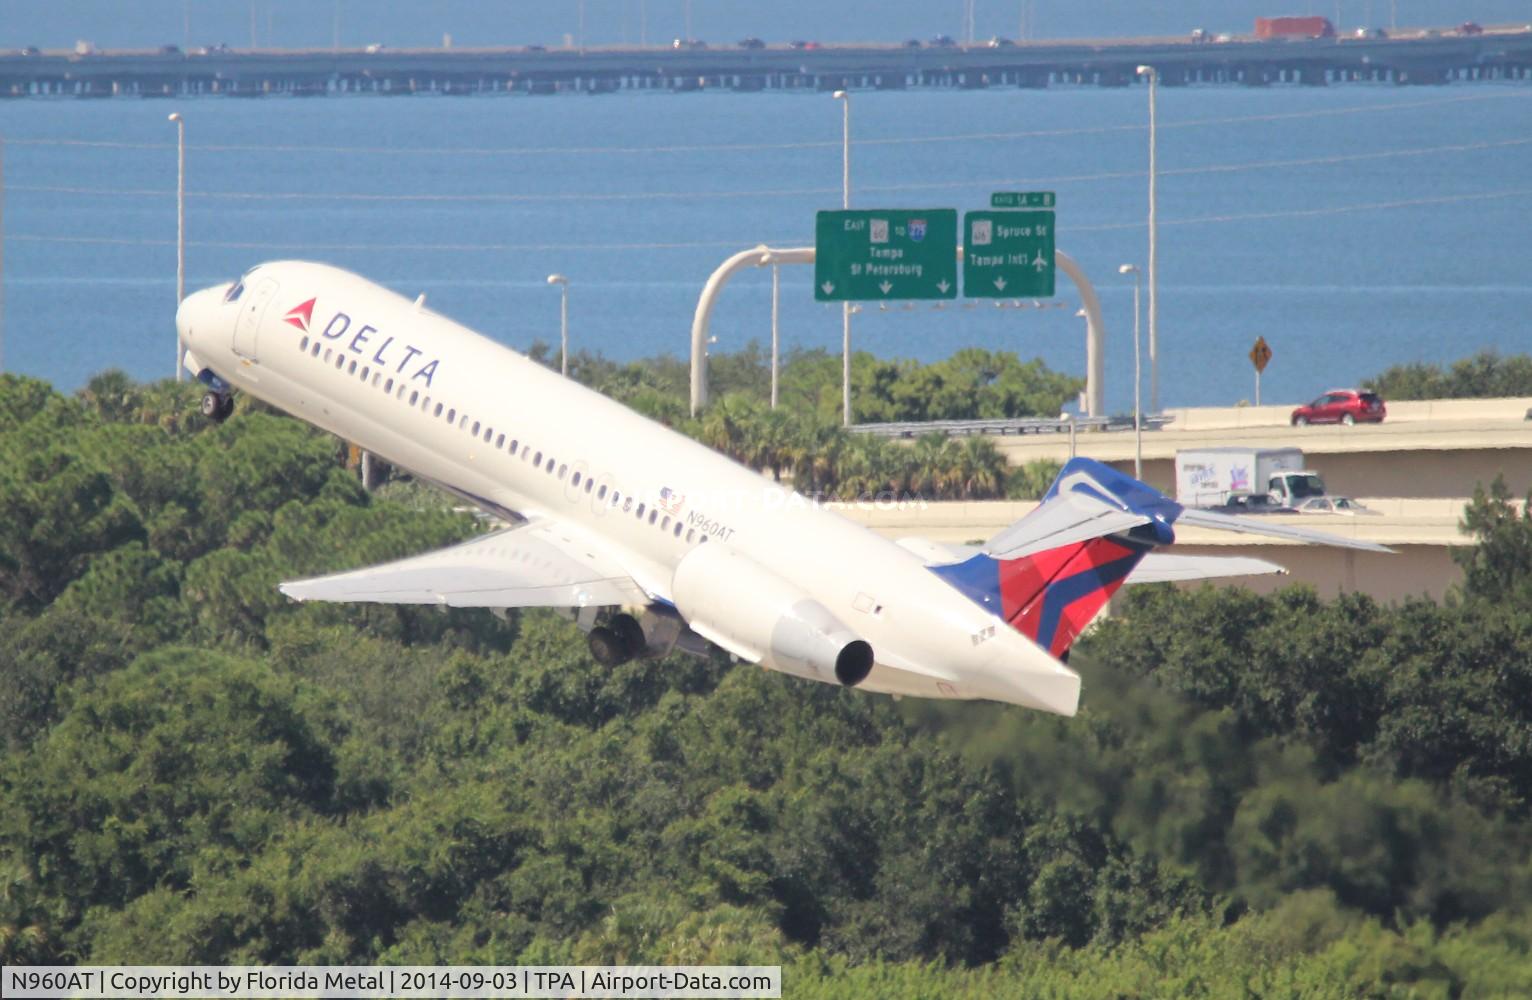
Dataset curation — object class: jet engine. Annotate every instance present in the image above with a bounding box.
[671,542,874,687]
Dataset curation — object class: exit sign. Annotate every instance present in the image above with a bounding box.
[990,191,1056,209]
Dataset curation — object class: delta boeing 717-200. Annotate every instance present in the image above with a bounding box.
[175,261,1387,717]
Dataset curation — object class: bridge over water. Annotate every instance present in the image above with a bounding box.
[5,29,1532,98]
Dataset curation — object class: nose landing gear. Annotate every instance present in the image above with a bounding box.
[200,391,235,422]
[194,370,235,423]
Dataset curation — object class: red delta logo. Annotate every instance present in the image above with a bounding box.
[283,298,316,333]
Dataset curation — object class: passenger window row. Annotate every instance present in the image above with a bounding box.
[297,334,707,547]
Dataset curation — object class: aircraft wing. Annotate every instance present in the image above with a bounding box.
[1174,507,1394,553]
[279,521,648,608]
[1128,552,1287,583]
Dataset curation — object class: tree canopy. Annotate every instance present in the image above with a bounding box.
[1365,349,1532,400]
[3,367,1532,994]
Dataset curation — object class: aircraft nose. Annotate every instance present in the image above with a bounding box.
[176,283,230,350]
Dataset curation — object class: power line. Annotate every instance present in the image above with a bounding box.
[14,185,1530,251]
[1069,185,1532,231]
[6,91,1524,158]
[5,234,799,251]
[12,135,1529,205]
[866,135,1532,193]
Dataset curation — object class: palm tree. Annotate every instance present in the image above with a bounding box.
[699,394,759,463]
[785,415,842,496]
[906,432,951,500]
[745,408,794,482]
[833,434,893,501]
[951,435,1006,499]
[77,369,140,422]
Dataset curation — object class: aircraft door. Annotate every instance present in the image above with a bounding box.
[233,277,279,360]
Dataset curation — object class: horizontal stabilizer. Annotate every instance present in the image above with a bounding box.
[279,521,647,609]
[1128,552,1287,584]
[984,492,1149,559]
[1175,506,1394,554]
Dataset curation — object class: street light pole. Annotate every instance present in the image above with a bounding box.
[1119,264,1143,480]
[839,88,851,425]
[546,274,570,376]
[169,112,185,382]
[1136,64,1159,414]
[770,263,780,409]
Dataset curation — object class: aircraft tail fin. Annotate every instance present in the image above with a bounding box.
[929,456,1389,660]
[929,536,1150,660]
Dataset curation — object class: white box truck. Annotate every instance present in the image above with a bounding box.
[1174,447,1328,509]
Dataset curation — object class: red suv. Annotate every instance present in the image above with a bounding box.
[1291,389,1386,426]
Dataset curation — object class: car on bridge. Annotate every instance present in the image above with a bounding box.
[1291,389,1387,426]
[1295,496,1379,515]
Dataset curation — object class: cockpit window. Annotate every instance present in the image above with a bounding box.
[223,281,244,303]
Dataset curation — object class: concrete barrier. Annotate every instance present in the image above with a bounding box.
[827,496,1474,547]
[1160,396,1532,431]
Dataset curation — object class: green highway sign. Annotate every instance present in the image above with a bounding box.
[990,191,1056,209]
[814,209,958,301]
[962,210,1056,298]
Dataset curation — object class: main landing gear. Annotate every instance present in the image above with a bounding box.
[587,613,648,667]
[573,607,698,667]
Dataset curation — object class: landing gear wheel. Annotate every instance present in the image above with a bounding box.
[200,392,229,422]
[1292,415,1308,427]
[587,626,630,667]
[201,392,235,423]
[1341,413,1355,426]
[609,613,648,659]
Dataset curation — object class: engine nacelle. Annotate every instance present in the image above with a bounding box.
[671,542,874,687]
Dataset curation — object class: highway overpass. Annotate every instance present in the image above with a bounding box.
[992,396,1532,500]
[836,396,1532,602]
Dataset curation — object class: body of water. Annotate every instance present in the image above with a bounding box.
[3,80,1530,412]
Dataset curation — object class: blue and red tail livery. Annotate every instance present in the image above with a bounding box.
[931,535,1151,658]
[930,457,1174,659]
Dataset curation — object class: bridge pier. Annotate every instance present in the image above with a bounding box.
[11,34,1532,101]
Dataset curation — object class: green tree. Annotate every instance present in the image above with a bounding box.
[1454,475,1532,603]
[1,648,344,932]
[1367,350,1532,400]
[0,440,144,611]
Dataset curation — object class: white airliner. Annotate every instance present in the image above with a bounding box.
[175,261,1387,718]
